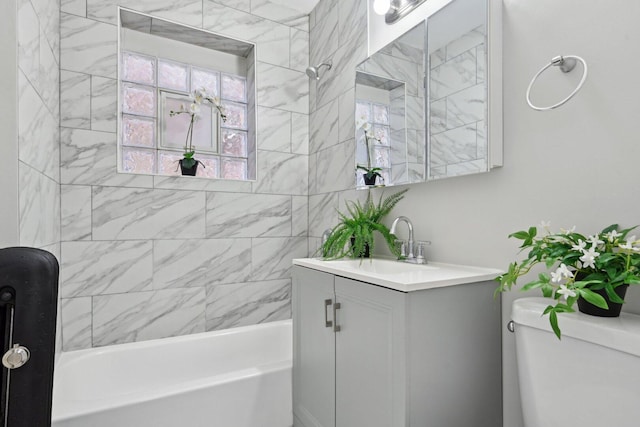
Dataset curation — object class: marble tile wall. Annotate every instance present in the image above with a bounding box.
[428,26,487,179]
[17,0,61,355]
[59,0,309,350]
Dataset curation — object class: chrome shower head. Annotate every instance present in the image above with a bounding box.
[305,60,333,80]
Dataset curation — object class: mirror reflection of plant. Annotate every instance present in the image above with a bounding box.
[169,88,227,169]
[322,189,408,260]
[355,117,382,181]
[496,222,640,339]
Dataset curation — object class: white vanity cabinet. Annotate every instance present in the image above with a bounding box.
[292,263,502,427]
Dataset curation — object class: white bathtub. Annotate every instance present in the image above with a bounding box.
[52,320,292,427]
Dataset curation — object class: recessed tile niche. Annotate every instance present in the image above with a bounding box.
[118,8,257,180]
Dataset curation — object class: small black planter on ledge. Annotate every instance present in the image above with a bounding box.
[179,159,200,176]
[577,284,629,317]
[363,174,377,186]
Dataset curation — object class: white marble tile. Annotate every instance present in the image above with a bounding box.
[153,176,253,192]
[18,72,59,181]
[430,98,447,134]
[309,98,338,153]
[212,0,250,12]
[60,240,152,298]
[203,2,290,68]
[406,95,425,130]
[308,192,339,237]
[61,185,92,241]
[290,28,309,73]
[18,0,40,88]
[316,41,367,109]
[446,83,485,128]
[308,151,318,195]
[430,48,445,69]
[87,0,202,27]
[430,124,478,167]
[205,279,291,330]
[91,76,116,132]
[61,0,86,16]
[258,107,291,152]
[153,239,251,289]
[252,151,308,195]
[251,237,307,281]
[39,32,59,118]
[313,0,337,24]
[92,186,206,240]
[291,112,309,155]
[309,3,337,67]
[32,0,60,63]
[446,158,487,177]
[256,62,308,114]
[292,195,308,237]
[476,120,487,159]
[61,70,90,129]
[250,0,309,31]
[206,193,291,237]
[407,129,425,164]
[19,163,60,248]
[430,50,477,100]
[315,140,355,194]
[337,0,366,60]
[92,287,206,346]
[338,87,355,144]
[60,128,154,188]
[61,297,92,351]
[446,26,485,60]
[408,162,425,182]
[362,52,420,97]
[60,12,117,79]
[477,43,486,84]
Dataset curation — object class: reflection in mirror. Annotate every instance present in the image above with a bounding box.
[356,0,501,188]
[118,8,256,180]
[427,0,488,179]
[355,23,426,188]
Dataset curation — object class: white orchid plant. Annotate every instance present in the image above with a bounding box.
[496,223,640,338]
[355,116,382,183]
[169,88,227,169]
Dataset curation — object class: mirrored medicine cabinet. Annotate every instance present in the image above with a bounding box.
[355,0,502,188]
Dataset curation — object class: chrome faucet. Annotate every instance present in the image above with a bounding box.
[390,216,430,264]
[390,216,414,258]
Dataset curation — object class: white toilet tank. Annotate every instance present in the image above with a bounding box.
[512,297,640,427]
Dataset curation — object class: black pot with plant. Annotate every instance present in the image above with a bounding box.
[356,121,383,186]
[170,88,227,176]
[322,189,408,260]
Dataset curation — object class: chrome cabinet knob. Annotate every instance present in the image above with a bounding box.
[2,344,30,369]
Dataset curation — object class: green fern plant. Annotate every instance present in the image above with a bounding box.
[322,189,408,260]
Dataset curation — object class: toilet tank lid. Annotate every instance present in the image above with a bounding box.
[512,297,640,357]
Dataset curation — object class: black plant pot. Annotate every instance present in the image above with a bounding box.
[350,236,370,258]
[363,174,377,186]
[577,284,629,317]
[179,159,199,176]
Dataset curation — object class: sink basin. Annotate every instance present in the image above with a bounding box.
[293,258,502,292]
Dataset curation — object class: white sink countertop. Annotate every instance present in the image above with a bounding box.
[293,257,502,292]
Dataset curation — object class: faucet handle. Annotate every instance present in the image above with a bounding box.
[415,241,431,262]
[394,239,407,258]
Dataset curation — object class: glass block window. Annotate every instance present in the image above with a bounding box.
[120,50,250,179]
[355,100,391,184]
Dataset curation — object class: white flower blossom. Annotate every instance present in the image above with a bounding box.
[557,263,574,279]
[579,246,600,269]
[571,239,587,252]
[606,230,622,242]
[587,234,605,246]
[188,103,200,114]
[619,235,640,252]
[557,284,577,301]
[550,270,563,283]
[540,220,551,233]
[561,226,576,234]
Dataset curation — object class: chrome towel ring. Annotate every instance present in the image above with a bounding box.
[526,55,588,111]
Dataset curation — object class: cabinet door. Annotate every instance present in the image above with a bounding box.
[334,277,407,427]
[292,267,336,427]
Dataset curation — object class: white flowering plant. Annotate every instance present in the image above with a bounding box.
[169,88,227,169]
[355,117,382,183]
[496,223,640,338]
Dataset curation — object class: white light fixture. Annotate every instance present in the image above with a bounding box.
[373,0,392,15]
[373,0,429,24]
